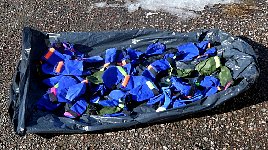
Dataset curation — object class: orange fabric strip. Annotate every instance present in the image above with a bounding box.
[207,43,211,49]
[55,61,64,73]
[82,80,88,84]
[122,75,131,87]
[44,48,55,60]
[103,63,110,68]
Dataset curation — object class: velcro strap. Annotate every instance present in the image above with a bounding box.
[116,66,127,76]
[122,75,131,87]
[147,65,157,76]
[44,48,55,60]
[55,61,64,73]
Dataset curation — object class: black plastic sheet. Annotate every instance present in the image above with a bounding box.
[9,27,259,135]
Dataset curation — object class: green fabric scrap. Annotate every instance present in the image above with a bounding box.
[86,71,104,84]
[218,66,233,87]
[98,107,122,115]
[54,83,59,88]
[85,104,100,115]
[195,56,221,76]
[176,68,193,77]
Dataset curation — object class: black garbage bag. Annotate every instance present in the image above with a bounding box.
[9,27,259,135]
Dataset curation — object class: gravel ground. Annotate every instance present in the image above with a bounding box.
[1,0,268,149]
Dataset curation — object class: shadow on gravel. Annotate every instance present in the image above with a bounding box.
[37,36,267,139]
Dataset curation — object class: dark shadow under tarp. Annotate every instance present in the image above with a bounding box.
[9,27,259,135]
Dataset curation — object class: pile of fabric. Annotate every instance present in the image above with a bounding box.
[36,41,233,118]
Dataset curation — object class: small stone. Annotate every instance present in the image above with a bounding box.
[261,108,267,112]
[163,146,168,150]
[203,137,209,142]
[128,143,132,149]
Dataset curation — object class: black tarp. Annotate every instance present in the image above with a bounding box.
[9,27,259,135]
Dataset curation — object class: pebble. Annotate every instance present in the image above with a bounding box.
[203,137,209,142]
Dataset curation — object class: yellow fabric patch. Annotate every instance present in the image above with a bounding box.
[214,56,221,68]
[116,66,127,76]
[54,83,59,88]
[146,81,155,90]
[118,104,124,108]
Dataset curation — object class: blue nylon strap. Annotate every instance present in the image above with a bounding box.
[52,76,79,103]
[43,75,63,87]
[196,41,209,54]
[127,48,144,60]
[170,77,192,97]
[70,99,88,116]
[173,100,186,108]
[146,42,166,56]
[65,82,87,101]
[105,48,124,63]
[124,76,148,90]
[123,63,136,75]
[129,84,155,102]
[204,47,217,56]
[36,93,62,111]
[147,94,165,105]
[83,56,104,63]
[200,76,220,97]
[156,87,171,112]
[108,90,126,101]
[177,42,200,62]
[129,79,158,102]
[102,66,125,89]
[98,99,119,107]
[150,59,171,73]
[90,96,100,103]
